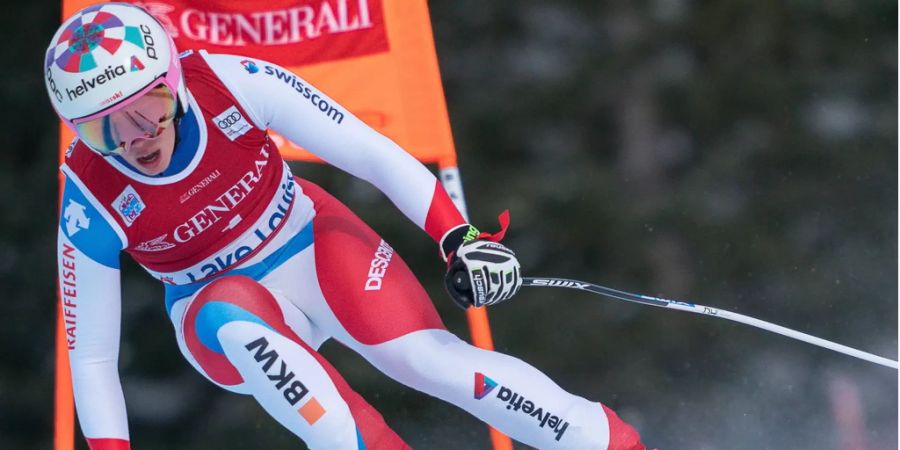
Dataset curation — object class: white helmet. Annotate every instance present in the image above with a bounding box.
[44,2,186,138]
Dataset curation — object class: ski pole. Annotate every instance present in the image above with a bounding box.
[522,277,898,370]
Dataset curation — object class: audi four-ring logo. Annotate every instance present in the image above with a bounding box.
[213,106,254,141]
[217,111,242,129]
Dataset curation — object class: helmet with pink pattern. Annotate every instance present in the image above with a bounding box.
[44,2,186,155]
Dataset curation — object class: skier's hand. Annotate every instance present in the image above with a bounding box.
[439,214,522,309]
[444,239,522,308]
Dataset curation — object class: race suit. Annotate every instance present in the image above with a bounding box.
[58,50,642,450]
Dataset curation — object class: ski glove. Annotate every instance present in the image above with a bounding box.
[440,213,522,309]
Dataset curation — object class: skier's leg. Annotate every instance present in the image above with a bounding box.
[362,329,643,450]
[170,275,409,449]
[282,179,643,449]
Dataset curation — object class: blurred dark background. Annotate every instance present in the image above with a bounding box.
[2,0,897,449]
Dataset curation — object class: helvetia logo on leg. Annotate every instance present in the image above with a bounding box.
[473,372,570,441]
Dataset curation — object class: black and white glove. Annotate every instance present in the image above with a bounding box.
[440,218,522,309]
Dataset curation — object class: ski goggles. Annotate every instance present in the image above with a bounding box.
[72,83,178,156]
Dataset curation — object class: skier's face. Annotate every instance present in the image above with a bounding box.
[120,124,177,176]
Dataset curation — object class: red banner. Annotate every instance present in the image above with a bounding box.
[133,0,389,66]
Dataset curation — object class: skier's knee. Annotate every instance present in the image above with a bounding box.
[180,275,304,391]
[369,329,465,386]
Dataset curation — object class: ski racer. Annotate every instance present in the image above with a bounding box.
[48,3,645,449]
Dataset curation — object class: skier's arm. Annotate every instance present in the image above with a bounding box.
[206,53,466,243]
[209,53,521,305]
[58,172,130,450]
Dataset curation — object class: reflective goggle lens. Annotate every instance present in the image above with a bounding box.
[74,85,177,156]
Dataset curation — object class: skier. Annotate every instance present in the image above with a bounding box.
[48,3,645,449]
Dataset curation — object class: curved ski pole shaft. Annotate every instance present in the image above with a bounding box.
[522,277,898,370]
